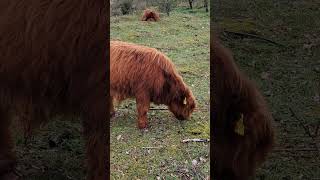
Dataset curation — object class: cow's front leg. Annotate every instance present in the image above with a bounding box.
[136,94,150,129]
[110,98,115,118]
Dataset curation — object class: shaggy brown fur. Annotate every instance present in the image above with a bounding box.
[110,41,196,129]
[141,9,160,22]
[0,1,108,180]
[212,39,275,179]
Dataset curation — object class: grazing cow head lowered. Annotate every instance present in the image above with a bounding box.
[212,38,275,179]
[141,9,160,22]
[164,75,196,120]
[110,41,196,129]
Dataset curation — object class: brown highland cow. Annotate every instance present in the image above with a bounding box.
[110,41,196,129]
[212,39,275,179]
[0,1,108,180]
[141,9,160,22]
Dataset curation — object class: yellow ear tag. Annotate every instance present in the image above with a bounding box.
[183,97,187,105]
[234,114,245,136]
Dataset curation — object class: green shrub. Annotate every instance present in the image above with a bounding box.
[119,0,133,15]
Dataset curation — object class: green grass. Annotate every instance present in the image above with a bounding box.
[214,0,320,179]
[111,7,210,179]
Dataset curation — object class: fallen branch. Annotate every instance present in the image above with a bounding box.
[118,107,209,112]
[142,146,163,149]
[223,30,286,47]
[150,108,208,112]
[182,138,210,143]
[149,108,168,110]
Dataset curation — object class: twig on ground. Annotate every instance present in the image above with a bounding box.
[185,149,205,180]
[182,139,210,143]
[149,108,209,111]
[149,108,168,110]
[142,146,163,149]
[289,107,320,155]
[13,169,22,178]
[149,108,208,112]
[66,175,74,180]
[30,164,42,171]
[274,148,319,152]
[315,122,320,137]
[223,30,286,47]
[289,108,315,138]
[118,107,208,112]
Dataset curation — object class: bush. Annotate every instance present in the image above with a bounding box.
[119,0,133,15]
[158,0,177,16]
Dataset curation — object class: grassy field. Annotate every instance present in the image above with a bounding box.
[110,7,210,179]
[214,0,320,179]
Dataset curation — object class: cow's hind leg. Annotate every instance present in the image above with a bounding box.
[82,89,108,180]
[0,108,18,180]
[110,98,115,118]
[136,93,150,129]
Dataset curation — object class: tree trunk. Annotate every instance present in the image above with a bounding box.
[165,0,171,16]
[188,0,193,9]
[204,0,208,12]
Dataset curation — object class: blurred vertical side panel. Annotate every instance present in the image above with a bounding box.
[0,0,110,179]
